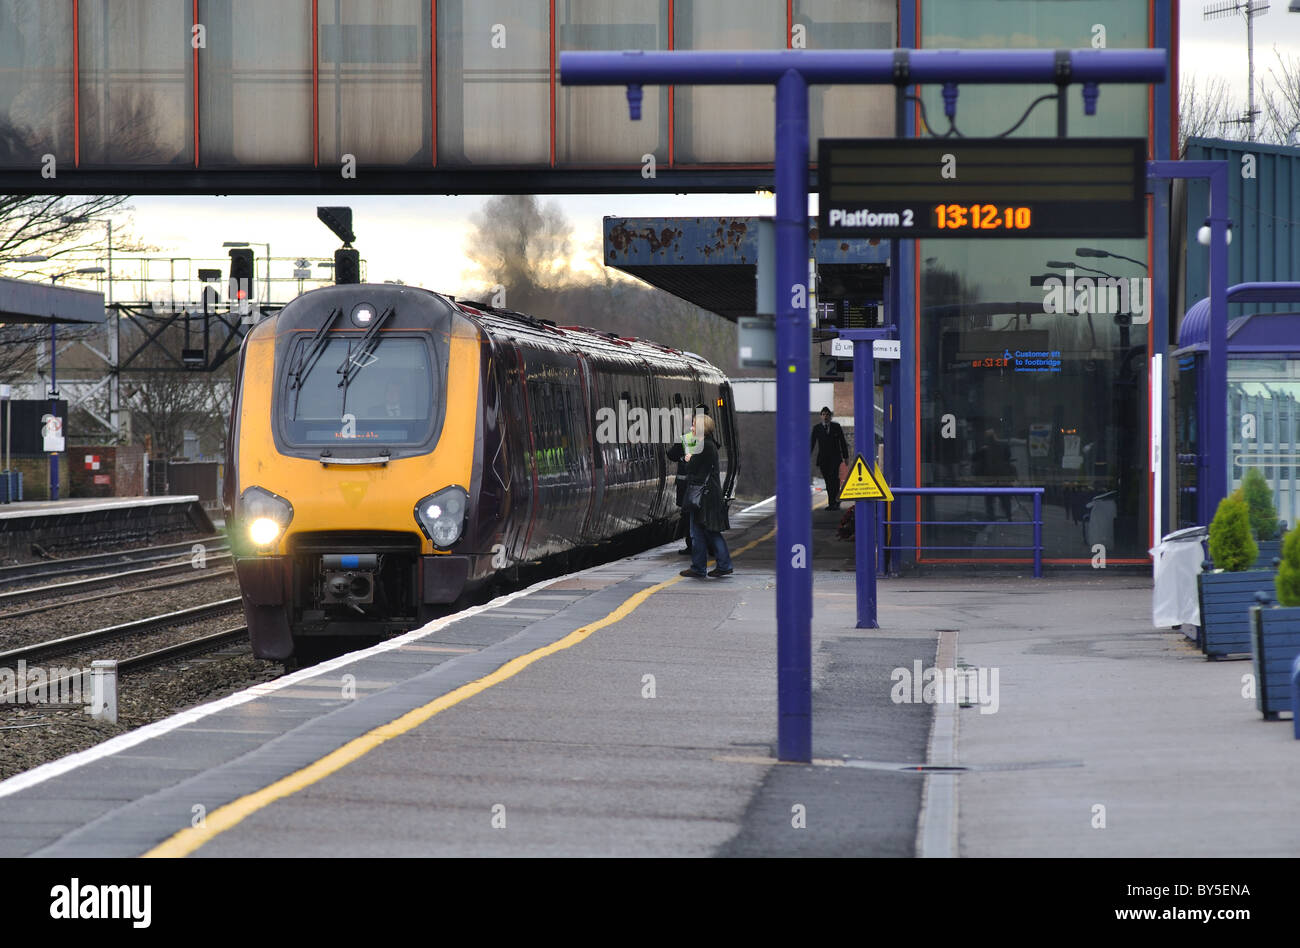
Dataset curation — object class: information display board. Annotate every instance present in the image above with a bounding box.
[818,138,1146,239]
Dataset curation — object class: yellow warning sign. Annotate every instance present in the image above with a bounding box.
[872,461,894,502]
[840,454,888,501]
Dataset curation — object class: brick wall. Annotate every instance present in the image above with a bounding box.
[2,455,69,501]
[67,445,146,497]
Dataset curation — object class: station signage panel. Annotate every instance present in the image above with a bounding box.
[818,138,1146,239]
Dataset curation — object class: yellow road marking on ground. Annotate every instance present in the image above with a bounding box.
[143,523,777,858]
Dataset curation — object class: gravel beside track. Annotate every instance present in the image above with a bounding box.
[0,651,281,780]
[0,560,273,781]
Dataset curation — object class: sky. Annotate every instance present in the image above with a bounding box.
[47,6,1300,306]
[1181,0,1300,111]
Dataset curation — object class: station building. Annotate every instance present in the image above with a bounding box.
[1,1,1296,565]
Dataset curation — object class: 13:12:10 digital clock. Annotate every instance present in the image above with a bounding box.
[934,204,1032,230]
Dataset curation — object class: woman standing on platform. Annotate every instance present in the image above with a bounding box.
[679,412,733,579]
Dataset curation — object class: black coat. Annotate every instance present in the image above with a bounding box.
[682,436,730,532]
[811,421,849,468]
[666,441,690,506]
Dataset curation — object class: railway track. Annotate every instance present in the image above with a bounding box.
[0,537,231,589]
[0,556,234,612]
[0,597,244,671]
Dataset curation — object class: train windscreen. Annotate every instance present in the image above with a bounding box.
[280,335,442,447]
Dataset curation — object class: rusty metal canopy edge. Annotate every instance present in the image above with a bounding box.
[603,216,889,321]
[0,277,106,325]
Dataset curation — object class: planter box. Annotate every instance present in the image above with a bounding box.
[1198,570,1276,658]
[1250,605,1300,720]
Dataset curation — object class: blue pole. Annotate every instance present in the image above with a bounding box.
[49,323,58,501]
[1033,491,1042,578]
[1207,166,1230,520]
[853,338,878,628]
[1147,160,1231,525]
[877,498,886,574]
[774,69,812,762]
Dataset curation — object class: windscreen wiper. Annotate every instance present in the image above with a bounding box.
[336,305,395,404]
[288,307,342,419]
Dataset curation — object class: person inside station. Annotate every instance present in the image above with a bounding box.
[972,428,1015,521]
[810,406,850,510]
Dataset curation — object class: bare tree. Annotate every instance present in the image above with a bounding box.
[462,195,747,373]
[0,194,147,380]
[1179,73,1245,156]
[79,320,237,459]
[1260,49,1300,146]
[0,195,127,260]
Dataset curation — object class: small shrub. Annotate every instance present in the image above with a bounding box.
[1240,468,1279,541]
[1277,525,1300,607]
[1208,493,1258,572]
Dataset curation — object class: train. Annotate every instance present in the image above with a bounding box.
[223,283,740,660]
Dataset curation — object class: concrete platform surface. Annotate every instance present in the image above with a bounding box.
[0,495,1294,857]
[0,495,202,519]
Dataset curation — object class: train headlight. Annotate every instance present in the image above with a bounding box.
[249,517,282,545]
[239,486,293,549]
[415,487,467,549]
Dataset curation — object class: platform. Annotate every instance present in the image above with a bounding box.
[0,496,1296,858]
[0,495,214,563]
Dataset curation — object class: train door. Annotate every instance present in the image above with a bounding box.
[573,350,602,543]
[501,341,537,563]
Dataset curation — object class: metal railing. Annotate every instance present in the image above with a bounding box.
[877,487,1044,578]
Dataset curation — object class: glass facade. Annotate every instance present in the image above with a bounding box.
[439,0,547,166]
[1229,359,1300,530]
[319,0,431,166]
[555,0,667,165]
[199,0,313,166]
[79,0,193,165]
[0,0,74,166]
[795,0,894,158]
[918,0,1151,560]
[672,1,784,164]
[0,0,900,172]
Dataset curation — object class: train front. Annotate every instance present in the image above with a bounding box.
[227,284,482,660]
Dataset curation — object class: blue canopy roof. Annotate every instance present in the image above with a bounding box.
[1176,282,1300,354]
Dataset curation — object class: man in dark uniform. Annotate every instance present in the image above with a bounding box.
[810,406,850,510]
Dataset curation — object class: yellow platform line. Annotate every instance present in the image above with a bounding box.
[143,522,778,858]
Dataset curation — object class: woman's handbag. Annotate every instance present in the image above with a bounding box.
[683,481,706,511]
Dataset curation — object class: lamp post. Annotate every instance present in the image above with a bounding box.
[45,267,105,500]
[0,254,50,267]
[1074,246,1149,271]
[62,215,118,440]
[222,241,272,303]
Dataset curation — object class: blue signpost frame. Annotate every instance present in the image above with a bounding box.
[561,48,1166,763]
[1147,160,1230,528]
